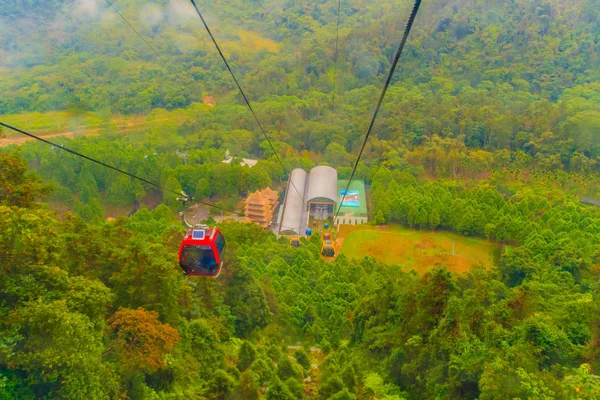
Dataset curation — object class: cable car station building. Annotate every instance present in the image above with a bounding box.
[306,166,338,221]
[278,166,368,235]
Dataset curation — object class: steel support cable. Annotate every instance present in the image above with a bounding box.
[331,0,342,112]
[187,0,308,208]
[0,121,297,226]
[334,0,422,224]
[104,0,186,85]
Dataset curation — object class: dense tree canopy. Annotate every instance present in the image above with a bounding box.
[2,0,600,398]
[2,151,600,398]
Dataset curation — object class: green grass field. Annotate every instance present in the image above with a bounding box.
[0,105,213,146]
[338,224,500,275]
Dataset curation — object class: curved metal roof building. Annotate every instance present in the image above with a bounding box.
[278,168,307,235]
[306,166,338,204]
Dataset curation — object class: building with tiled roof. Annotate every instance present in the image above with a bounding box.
[244,187,279,228]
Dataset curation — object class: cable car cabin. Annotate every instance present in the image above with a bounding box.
[178,225,225,277]
[290,235,300,247]
[322,240,335,257]
[323,233,331,241]
[305,228,313,237]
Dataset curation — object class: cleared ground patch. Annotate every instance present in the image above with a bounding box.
[0,112,147,147]
[0,106,210,147]
[222,30,281,55]
[339,224,500,274]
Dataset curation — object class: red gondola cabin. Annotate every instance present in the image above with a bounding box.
[178,225,226,277]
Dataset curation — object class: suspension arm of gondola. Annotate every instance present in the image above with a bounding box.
[179,212,193,228]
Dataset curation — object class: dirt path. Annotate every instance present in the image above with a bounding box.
[0,116,170,148]
[0,130,91,147]
[287,345,322,353]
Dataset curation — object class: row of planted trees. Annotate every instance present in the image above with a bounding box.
[371,165,600,283]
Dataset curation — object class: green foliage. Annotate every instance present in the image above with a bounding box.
[6,300,116,399]
[363,373,385,398]
[340,365,358,393]
[208,369,237,399]
[183,318,224,375]
[522,316,574,368]
[237,341,257,372]
[374,210,385,225]
[226,266,272,337]
[371,165,600,285]
[328,388,355,400]
[74,197,104,223]
[284,377,304,400]
[267,344,282,362]
[105,175,136,207]
[0,151,50,207]
[3,0,600,393]
[266,377,296,400]
[3,0,600,203]
[319,374,345,399]
[294,348,311,370]
[277,357,302,381]
[560,366,600,399]
[251,357,274,385]
[235,371,261,400]
[4,147,600,398]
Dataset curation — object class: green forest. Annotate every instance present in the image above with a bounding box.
[2,0,600,398]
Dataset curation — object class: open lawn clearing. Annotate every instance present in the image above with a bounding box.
[0,109,197,147]
[339,224,500,274]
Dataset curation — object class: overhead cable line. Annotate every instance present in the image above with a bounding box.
[334,0,422,224]
[187,0,308,207]
[105,0,308,220]
[0,122,183,197]
[331,0,342,112]
[104,0,186,84]
[0,121,286,226]
[1,122,300,230]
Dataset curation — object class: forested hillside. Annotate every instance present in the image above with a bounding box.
[2,0,600,217]
[3,150,600,399]
[2,0,600,398]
